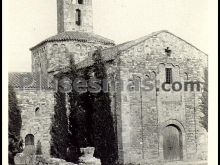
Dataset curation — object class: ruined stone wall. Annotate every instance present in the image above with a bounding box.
[15,89,55,156]
[117,31,208,164]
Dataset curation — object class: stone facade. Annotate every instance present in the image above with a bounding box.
[57,0,93,33]
[10,0,115,160]
[10,30,208,164]
[104,31,208,164]
[9,0,208,164]
[31,41,113,74]
[31,0,114,75]
[15,89,55,156]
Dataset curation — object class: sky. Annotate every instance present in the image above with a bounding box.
[6,0,209,72]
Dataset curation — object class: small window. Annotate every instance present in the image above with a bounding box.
[25,134,34,146]
[87,46,92,51]
[60,44,66,53]
[76,44,81,50]
[78,0,83,4]
[52,44,59,53]
[76,9,81,26]
[184,72,189,80]
[35,107,40,116]
[165,68,172,84]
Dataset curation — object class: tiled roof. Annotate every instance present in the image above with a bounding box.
[9,72,53,89]
[76,30,208,69]
[76,46,119,69]
[75,31,167,69]
[30,31,115,50]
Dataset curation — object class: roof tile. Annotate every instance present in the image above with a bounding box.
[9,72,53,89]
[30,31,115,50]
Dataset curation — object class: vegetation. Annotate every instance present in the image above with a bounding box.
[91,49,118,165]
[50,84,69,160]
[67,57,87,162]
[50,51,118,164]
[8,85,23,164]
[200,68,208,132]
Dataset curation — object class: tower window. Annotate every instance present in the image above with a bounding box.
[78,0,83,4]
[76,9,81,26]
[165,68,172,84]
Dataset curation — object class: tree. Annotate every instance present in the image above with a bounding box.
[67,56,88,163]
[8,85,23,165]
[50,84,69,160]
[91,49,118,165]
[200,68,208,132]
[9,85,22,137]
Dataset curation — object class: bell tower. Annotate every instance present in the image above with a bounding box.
[57,0,93,33]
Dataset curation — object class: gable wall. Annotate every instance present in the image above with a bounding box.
[117,32,207,164]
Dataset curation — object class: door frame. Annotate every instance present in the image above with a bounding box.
[159,119,186,161]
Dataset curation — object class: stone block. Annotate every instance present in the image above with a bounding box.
[14,153,35,165]
[79,147,101,165]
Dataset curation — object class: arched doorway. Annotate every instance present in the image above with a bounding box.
[25,134,34,146]
[162,124,183,161]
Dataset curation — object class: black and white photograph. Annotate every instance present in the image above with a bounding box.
[3,0,218,165]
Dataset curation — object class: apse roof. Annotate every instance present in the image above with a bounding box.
[30,31,115,50]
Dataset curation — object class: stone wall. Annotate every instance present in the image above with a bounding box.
[31,41,113,75]
[115,31,207,164]
[14,147,101,165]
[47,41,112,69]
[15,89,55,156]
[31,43,47,73]
[17,31,208,165]
[57,0,93,33]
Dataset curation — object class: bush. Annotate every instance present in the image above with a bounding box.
[50,87,69,160]
[91,49,118,165]
[8,85,23,164]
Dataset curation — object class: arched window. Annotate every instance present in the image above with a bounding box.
[165,68,172,84]
[76,44,81,50]
[60,44,67,53]
[52,44,59,53]
[94,46,98,50]
[76,9,81,26]
[35,107,40,116]
[78,0,84,4]
[184,72,189,80]
[25,134,34,146]
[87,46,92,51]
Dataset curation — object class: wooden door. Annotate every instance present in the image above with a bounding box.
[163,125,182,161]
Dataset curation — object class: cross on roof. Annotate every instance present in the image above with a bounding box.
[165,47,172,56]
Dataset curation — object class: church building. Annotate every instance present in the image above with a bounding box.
[9,0,208,164]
